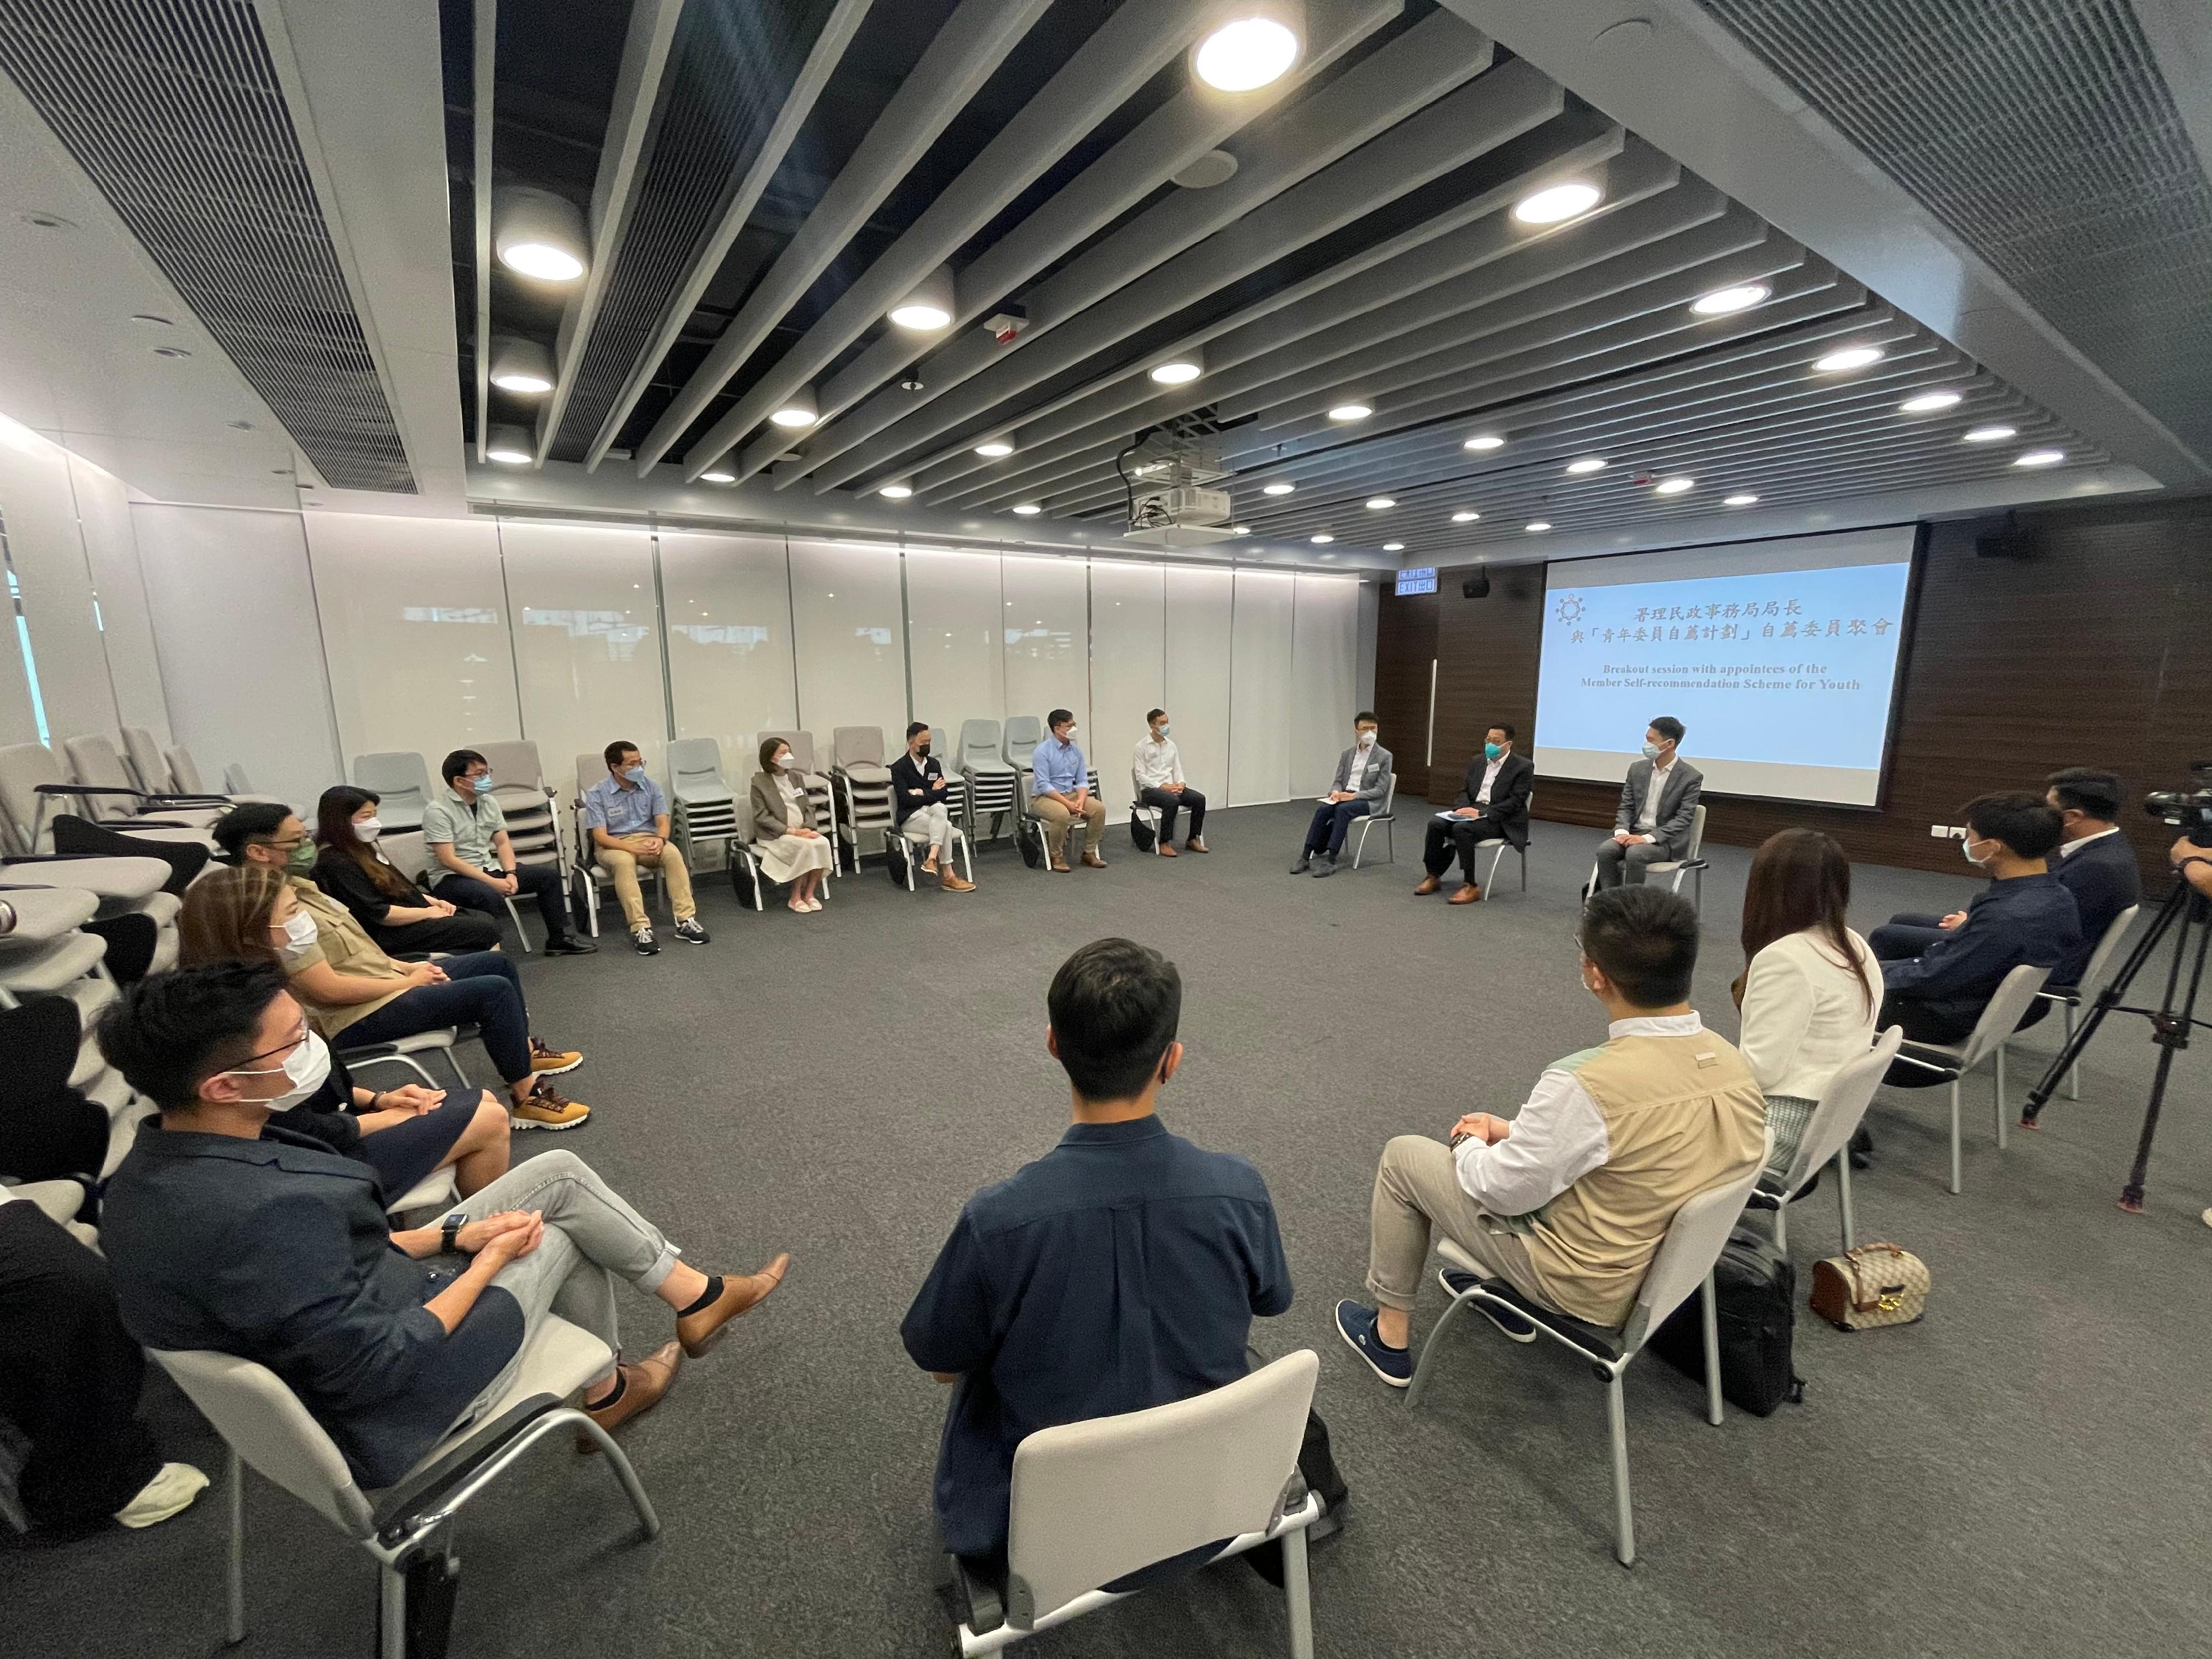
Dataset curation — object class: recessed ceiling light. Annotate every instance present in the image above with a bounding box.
[1525,520,1551,533]
[493,187,587,282]
[1232,524,1251,534]
[1963,424,2017,443]
[973,439,1014,458]
[888,265,954,331]
[1011,504,1041,516]
[1463,434,1504,452]
[1310,533,1335,545]
[769,386,820,427]
[1814,345,1885,373]
[698,468,736,484]
[151,345,191,358]
[1383,541,1405,552]
[1723,493,1759,507]
[1564,457,1606,475]
[1365,496,1395,509]
[1192,10,1302,92]
[1513,181,1603,224]
[2015,448,2066,467]
[1654,476,1696,495]
[1451,510,1479,523]
[485,424,534,465]
[488,335,555,395]
[1149,357,1203,385]
[129,312,174,326]
[1328,401,1373,422]
[1691,283,1770,316]
[1262,481,1295,495]
[879,482,914,499]
[1899,390,1962,414]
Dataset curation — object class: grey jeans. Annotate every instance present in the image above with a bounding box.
[448,1150,681,1425]
[1593,836,1674,887]
[1365,1134,1551,1312]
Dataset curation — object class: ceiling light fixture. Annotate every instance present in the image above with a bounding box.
[1328,401,1373,422]
[1463,434,1505,452]
[488,336,555,395]
[878,482,914,499]
[1310,532,1334,544]
[1365,496,1395,509]
[1899,390,1962,414]
[1565,457,1606,474]
[1723,493,1759,507]
[2015,448,2066,467]
[1512,180,1602,224]
[888,265,955,331]
[973,439,1014,458]
[1963,424,2017,443]
[1691,283,1770,316]
[493,187,587,282]
[700,468,737,484]
[1262,481,1295,496]
[1525,520,1551,533]
[150,345,191,358]
[1814,345,1885,373]
[769,386,820,428]
[1654,476,1696,495]
[1012,503,1042,516]
[1192,3,1303,92]
[1383,541,1405,552]
[1232,524,1251,535]
[484,424,534,466]
[1149,353,1203,385]
[1451,510,1479,523]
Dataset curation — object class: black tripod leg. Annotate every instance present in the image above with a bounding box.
[2119,901,2212,1213]
[2023,885,2185,1125]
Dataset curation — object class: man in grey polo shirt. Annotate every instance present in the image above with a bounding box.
[424,749,597,956]
[582,740,708,956]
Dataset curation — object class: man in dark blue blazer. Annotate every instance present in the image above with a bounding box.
[2043,768,2142,986]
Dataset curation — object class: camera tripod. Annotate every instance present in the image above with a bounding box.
[2021,875,2212,1213]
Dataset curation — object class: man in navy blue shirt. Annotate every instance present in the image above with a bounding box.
[901,938,1291,1566]
[1872,792,2081,1058]
[2041,768,2141,985]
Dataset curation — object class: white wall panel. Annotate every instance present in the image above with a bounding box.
[68,455,168,743]
[1001,554,1089,748]
[789,538,907,750]
[307,513,519,775]
[1086,560,1164,818]
[1162,566,1232,802]
[1291,575,1361,796]
[904,544,1003,747]
[1229,570,1297,807]
[0,417,114,744]
[496,520,665,798]
[132,503,341,808]
[659,529,796,781]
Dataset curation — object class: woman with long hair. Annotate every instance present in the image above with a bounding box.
[310,785,501,956]
[749,736,833,914]
[1733,828,1882,1186]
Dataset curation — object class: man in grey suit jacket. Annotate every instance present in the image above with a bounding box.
[1593,716,1703,888]
[1293,712,1392,877]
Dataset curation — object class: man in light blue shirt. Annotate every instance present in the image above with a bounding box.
[1029,708,1105,872]
[582,741,707,956]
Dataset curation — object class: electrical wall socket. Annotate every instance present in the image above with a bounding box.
[1928,824,1966,839]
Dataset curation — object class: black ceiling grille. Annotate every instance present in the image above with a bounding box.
[0,0,416,492]
[545,0,838,464]
[1696,0,2212,461]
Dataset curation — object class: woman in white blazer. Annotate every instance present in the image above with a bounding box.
[1732,828,1882,1186]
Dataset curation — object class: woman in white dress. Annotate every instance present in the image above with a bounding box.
[1732,827,1882,1188]
[749,737,834,914]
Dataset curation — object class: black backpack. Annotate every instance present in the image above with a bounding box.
[1649,1224,1804,1416]
[1129,813,1156,853]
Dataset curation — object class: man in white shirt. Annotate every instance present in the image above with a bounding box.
[1593,716,1703,889]
[1334,886,1766,1385]
[1131,708,1207,855]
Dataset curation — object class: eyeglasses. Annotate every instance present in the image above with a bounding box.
[231,1016,310,1068]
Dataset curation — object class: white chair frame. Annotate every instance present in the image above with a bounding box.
[1745,1026,1904,1254]
[1584,802,1710,910]
[1885,962,2052,1193]
[1346,774,1397,868]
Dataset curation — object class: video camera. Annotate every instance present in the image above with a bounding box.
[2145,760,2212,847]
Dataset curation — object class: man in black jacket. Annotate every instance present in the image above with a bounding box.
[889,722,976,891]
[2043,767,2141,986]
[1415,723,1532,904]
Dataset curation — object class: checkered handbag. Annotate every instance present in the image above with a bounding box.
[1809,1242,1929,1331]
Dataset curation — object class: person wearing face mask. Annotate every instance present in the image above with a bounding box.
[96,963,792,1488]
[1132,708,1207,855]
[750,737,835,913]
[1030,708,1107,872]
[583,740,709,955]
[1592,716,1702,889]
[1292,712,1391,877]
[1335,886,1766,1388]
[889,721,976,891]
[1869,791,2081,1066]
[423,749,597,956]
[309,785,502,956]
[1416,723,1531,904]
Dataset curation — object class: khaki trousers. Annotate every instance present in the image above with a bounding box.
[1365,1134,1552,1312]
[598,839,695,927]
[1034,795,1105,857]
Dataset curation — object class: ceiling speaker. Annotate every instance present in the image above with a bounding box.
[1974,512,2034,560]
[1462,567,1491,599]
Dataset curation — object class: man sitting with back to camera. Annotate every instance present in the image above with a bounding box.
[901,938,1291,1578]
[1335,886,1766,1385]
[1415,721,1532,904]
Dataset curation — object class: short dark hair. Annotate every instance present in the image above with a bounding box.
[759,735,789,775]
[98,961,290,1113]
[1047,938,1182,1102]
[1046,708,1074,729]
[1580,886,1700,1009]
[604,740,640,769]
[1649,715,1685,744]
[1354,710,1378,726]
[2047,766,2122,821]
[1965,791,2063,858]
[440,748,487,785]
[1146,708,1166,724]
[211,801,292,861]
[1487,722,1515,740]
[907,721,930,740]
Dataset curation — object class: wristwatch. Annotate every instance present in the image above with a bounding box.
[440,1212,468,1255]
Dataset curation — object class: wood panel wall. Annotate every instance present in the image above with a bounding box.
[1373,499,2212,881]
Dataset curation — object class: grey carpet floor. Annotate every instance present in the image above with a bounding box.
[11,803,2211,1658]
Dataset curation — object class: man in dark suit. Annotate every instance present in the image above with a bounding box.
[1592,715,1702,888]
[1415,722,1533,904]
[2043,768,2141,985]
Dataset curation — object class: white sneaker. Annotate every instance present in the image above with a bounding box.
[114,1462,211,1529]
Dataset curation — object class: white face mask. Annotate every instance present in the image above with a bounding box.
[1357,730,1376,748]
[468,773,494,792]
[226,1030,331,1109]
[353,818,382,843]
[1963,836,1990,867]
[778,754,801,771]
[1642,742,1665,761]
[278,910,319,956]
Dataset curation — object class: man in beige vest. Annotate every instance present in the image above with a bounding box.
[1335,885,1766,1386]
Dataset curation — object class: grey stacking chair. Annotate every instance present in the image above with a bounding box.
[2012,904,2140,1100]
[1407,1142,1768,1567]
[665,738,744,867]
[957,719,1017,843]
[352,753,434,831]
[945,1350,1322,1657]
[1001,715,1044,786]
[1746,1026,1903,1254]
[152,1316,659,1659]
[474,740,563,870]
[119,726,172,795]
[0,740,206,851]
[1583,804,1712,911]
[1886,962,2051,1194]
[568,752,665,938]
[831,726,896,864]
[1347,773,1397,868]
[64,734,228,827]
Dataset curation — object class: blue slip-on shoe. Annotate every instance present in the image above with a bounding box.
[1437,1269,1538,1342]
[1334,1300,1412,1388]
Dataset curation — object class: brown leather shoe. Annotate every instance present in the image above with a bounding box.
[676,1254,791,1357]
[1081,851,1107,869]
[1048,853,1071,872]
[1157,843,1178,857]
[941,870,975,892]
[1185,839,1208,854]
[579,1341,681,1449]
[1413,875,1442,895]
[1449,883,1483,904]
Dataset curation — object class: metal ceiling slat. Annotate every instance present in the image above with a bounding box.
[472,0,494,463]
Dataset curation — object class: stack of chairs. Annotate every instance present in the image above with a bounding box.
[957,720,1018,845]
[475,740,564,875]
[665,737,745,870]
[831,727,896,867]
[120,727,280,806]
[755,730,839,873]
[61,735,229,832]
[0,740,213,852]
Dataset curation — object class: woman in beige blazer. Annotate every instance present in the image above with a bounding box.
[750,737,834,913]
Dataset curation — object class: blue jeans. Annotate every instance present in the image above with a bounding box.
[1303,799,1371,857]
[340,951,531,1086]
